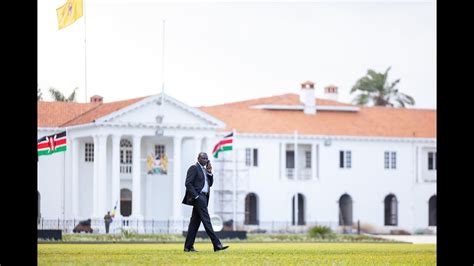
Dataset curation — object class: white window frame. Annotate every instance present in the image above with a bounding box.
[384,151,397,169]
[390,152,397,169]
[245,148,258,167]
[305,151,311,168]
[245,148,251,166]
[120,139,133,174]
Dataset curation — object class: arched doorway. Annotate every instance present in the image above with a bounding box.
[120,189,132,217]
[292,193,305,225]
[244,193,259,225]
[384,194,398,226]
[429,195,436,226]
[339,194,353,226]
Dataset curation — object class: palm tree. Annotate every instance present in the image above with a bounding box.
[350,67,415,107]
[37,87,43,101]
[48,87,78,102]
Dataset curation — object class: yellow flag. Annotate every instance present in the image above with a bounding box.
[56,0,83,30]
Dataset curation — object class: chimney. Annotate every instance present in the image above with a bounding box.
[324,85,338,101]
[90,95,103,103]
[300,81,316,115]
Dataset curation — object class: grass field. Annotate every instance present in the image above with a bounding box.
[38,243,436,265]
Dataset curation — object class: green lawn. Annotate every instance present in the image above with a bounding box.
[38,243,436,265]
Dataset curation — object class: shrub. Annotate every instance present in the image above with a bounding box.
[390,229,411,235]
[414,228,434,235]
[352,222,379,234]
[308,225,334,239]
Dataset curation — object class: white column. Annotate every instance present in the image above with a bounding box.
[92,136,99,218]
[312,143,317,180]
[294,131,298,181]
[280,142,286,180]
[72,138,80,218]
[112,135,121,218]
[98,135,108,216]
[316,144,320,179]
[172,135,182,219]
[416,146,422,183]
[132,135,143,219]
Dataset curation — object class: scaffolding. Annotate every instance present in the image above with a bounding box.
[212,148,249,228]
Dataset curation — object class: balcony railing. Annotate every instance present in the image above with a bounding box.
[286,168,295,179]
[286,168,312,180]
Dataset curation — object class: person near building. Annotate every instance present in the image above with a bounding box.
[182,152,229,252]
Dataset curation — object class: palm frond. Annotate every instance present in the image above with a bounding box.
[49,87,67,101]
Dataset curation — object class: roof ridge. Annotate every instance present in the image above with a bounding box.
[60,103,103,127]
[202,93,297,108]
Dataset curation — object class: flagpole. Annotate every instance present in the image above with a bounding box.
[84,0,88,103]
[232,128,237,231]
[161,20,165,100]
[63,128,68,221]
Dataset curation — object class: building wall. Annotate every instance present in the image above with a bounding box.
[37,132,66,219]
[214,135,436,232]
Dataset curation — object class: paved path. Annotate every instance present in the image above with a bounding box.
[375,235,436,244]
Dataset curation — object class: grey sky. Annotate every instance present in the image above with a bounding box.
[38,0,436,109]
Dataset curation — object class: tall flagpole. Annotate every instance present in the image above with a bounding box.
[232,129,237,231]
[161,20,165,104]
[63,129,68,221]
[84,0,88,103]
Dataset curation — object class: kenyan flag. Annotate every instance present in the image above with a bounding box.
[38,131,67,156]
[212,132,233,159]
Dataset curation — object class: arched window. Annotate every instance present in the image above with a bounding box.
[384,194,398,226]
[339,194,353,226]
[120,189,132,217]
[37,191,41,224]
[292,193,305,225]
[120,139,133,173]
[244,193,259,225]
[429,195,436,226]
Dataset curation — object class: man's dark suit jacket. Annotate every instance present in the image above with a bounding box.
[182,162,214,206]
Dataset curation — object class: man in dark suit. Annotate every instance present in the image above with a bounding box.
[182,152,229,252]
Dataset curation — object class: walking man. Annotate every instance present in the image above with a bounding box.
[182,152,229,252]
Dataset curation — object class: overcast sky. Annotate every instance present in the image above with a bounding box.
[38,0,436,109]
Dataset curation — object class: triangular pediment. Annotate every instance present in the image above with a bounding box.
[95,93,225,128]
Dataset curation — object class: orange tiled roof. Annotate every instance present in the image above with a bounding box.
[199,93,436,138]
[38,93,436,139]
[38,96,148,127]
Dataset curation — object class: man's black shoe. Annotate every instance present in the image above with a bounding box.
[214,245,229,252]
[184,247,198,252]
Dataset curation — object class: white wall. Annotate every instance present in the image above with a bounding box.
[212,135,436,232]
[37,134,66,219]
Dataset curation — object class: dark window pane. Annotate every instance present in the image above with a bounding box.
[428,152,433,170]
[286,151,294,168]
[253,149,258,166]
[340,151,344,168]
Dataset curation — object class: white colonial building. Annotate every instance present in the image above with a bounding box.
[38,81,436,234]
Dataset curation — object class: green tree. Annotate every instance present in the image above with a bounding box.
[49,87,78,102]
[350,67,415,107]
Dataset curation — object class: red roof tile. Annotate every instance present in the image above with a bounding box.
[199,94,436,138]
[38,96,148,127]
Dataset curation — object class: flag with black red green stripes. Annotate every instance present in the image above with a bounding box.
[212,132,233,158]
[37,131,67,156]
